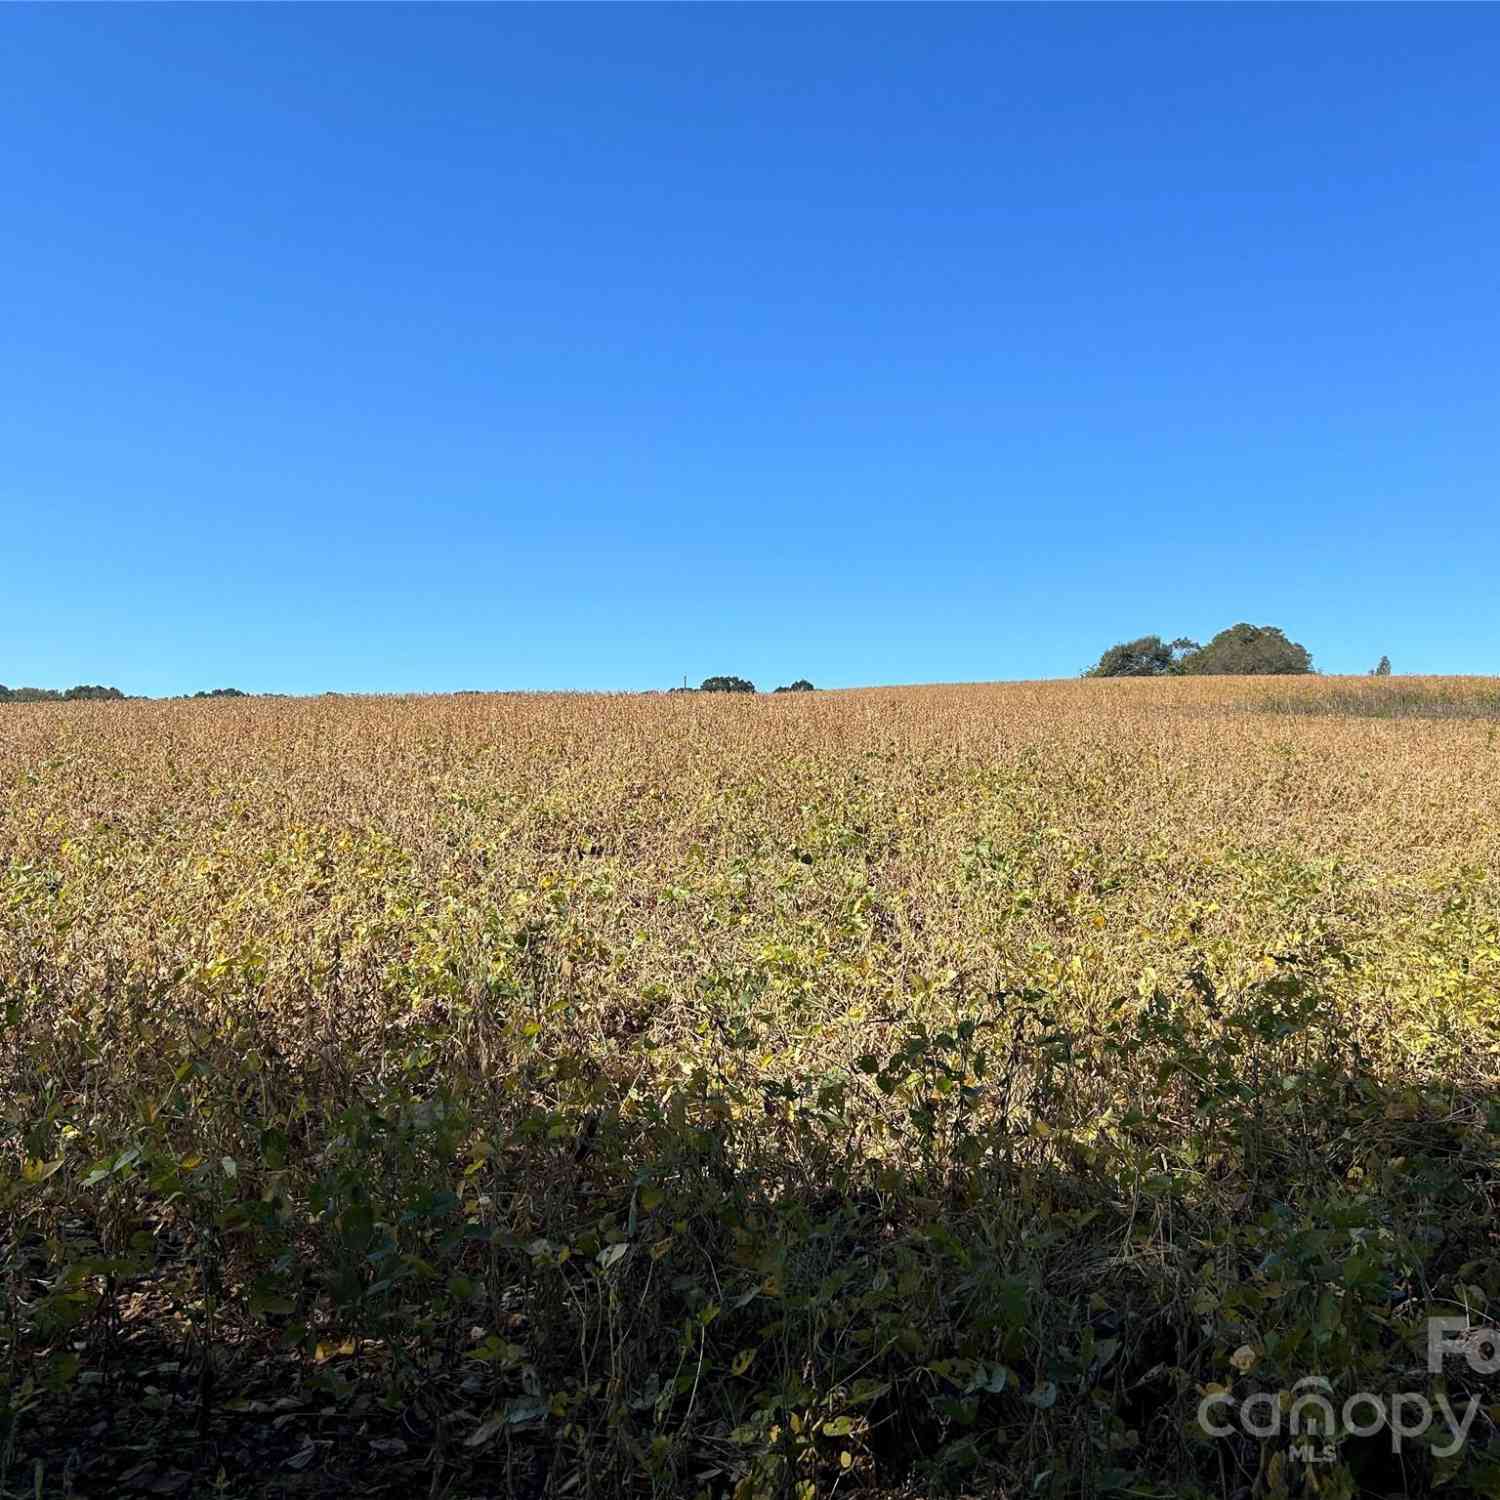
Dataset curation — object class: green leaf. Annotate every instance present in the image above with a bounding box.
[259,1129,289,1170]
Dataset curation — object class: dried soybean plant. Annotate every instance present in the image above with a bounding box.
[2,677,1499,1498]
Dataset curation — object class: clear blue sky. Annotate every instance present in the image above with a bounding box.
[5,6,1498,695]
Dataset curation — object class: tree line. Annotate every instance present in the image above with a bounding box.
[0,684,253,703]
[1084,623,1316,677]
[0,683,126,703]
[5,653,1412,700]
[672,677,815,694]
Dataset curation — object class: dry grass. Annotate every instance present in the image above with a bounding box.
[3,677,1499,1498]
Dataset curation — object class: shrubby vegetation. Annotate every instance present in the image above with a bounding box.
[2,680,1499,1498]
[774,679,815,693]
[1087,624,1313,677]
[1255,676,1500,720]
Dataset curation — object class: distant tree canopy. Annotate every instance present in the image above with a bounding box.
[191,687,248,698]
[1372,655,1392,677]
[1086,625,1313,678]
[774,680,815,693]
[1083,636,1195,678]
[0,683,125,703]
[699,676,756,694]
[1180,624,1313,676]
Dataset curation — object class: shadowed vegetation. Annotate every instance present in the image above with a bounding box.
[1250,677,1500,720]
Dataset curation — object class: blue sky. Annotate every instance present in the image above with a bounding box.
[5,6,1498,694]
